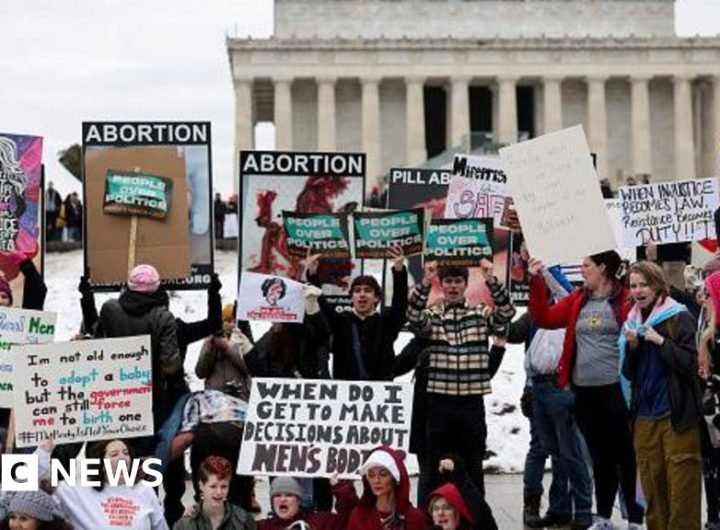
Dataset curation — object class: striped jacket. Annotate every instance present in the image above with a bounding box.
[407,278,516,396]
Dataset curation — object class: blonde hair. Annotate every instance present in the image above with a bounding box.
[628,261,670,300]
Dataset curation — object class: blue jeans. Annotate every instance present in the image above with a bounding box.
[154,392,191,474]
[525,402,571,517]
[533,379,593,517]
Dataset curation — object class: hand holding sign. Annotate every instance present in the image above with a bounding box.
[422,260,438,287]
[528,257,545,276]
[479,257,494,282]
[388,244,405,272]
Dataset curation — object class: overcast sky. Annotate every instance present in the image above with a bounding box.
[1,0,717,197]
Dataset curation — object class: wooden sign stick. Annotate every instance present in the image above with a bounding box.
[128,166,140,274]
[6,410,15,453]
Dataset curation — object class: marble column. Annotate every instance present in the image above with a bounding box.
[274,77,293,150]
[713,77,720,174]
[233,77,254,191]
[362,76,382,191]
[450,76,471,148]
[674,75,696,179]
[587,76,608,178]
[630,75,652,176]
[543,76,563,133]
[406,76,427,165]
[498,77,518,145]
[317,76,337,151]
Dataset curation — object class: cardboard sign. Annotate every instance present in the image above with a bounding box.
[499,125,616,265]
[237,271,305,323]
[425,218,493,267]
[386,167,511,308]
[0,308,56,408]
[13,335,153,447]
[239,151,366,315]
[0,133,43,305]
[353,208,425,259]
[237,378,413,478]
[103,171,173,220]
[604,199,637,261]
[447,155,509,228]
[282,212,351,259]
[618,178,718,246]
[83,122,214,290]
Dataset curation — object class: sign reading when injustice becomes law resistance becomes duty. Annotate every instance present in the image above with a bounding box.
[237,378,413,478]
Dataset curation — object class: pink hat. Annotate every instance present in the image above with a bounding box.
[128,264,160,293]
[705,271,720,322]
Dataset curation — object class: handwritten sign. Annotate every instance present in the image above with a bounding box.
[353,209,425,259]
[237,378,413,478]
[12,336,153,448]
[0,308,56,408]
[618,178,718,246]
[499,125,615,265]
[425,218,493,267]
[237,271,305,323]
[447,155,510,228]
[282,212,351,259]
[103,170,173,220]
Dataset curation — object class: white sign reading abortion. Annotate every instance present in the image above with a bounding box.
[13,336,153,448]
[237,378,413,478]
[618,177,719,246]
[0,308,56,408]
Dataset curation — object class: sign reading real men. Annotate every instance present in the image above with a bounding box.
[237,378,413,478]
[425,218,493,267]
[353,209,425,259]
[104,170,173,220]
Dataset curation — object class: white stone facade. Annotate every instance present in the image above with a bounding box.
[228,0,720,193]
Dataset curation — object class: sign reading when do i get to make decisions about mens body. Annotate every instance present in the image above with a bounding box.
[13,336,153,448]
[237,378,413,478]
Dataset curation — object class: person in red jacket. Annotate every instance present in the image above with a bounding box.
[257,476,357,530]
[528,251,643,529]
[347,446,427,530]
[427,483,473,530]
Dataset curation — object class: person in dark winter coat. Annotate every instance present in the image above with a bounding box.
[622,261,702,529]
[427,455,498,530]
[347,446,427,530]
[306,246,407,381]
[257,476,358,530]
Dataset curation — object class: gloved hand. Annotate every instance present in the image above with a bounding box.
[78,274,92,295]
[304,284,323,315]
[209,272,222,293]
[520,387,533,418]
[0,249,28,281]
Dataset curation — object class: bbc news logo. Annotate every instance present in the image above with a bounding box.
[0,455,163,491]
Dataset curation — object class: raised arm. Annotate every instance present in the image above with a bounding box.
[406,260,436,336]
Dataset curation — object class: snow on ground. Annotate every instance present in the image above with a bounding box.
[45,249,529,473]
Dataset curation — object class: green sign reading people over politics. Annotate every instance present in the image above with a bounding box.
[103,170,173,220]
[353,208,425,259]
[425,218,493,266]
[282,211,351,258]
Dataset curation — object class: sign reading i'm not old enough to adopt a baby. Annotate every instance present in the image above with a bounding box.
[13,335,153,448]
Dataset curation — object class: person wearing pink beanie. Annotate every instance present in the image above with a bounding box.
[128,264,161,293]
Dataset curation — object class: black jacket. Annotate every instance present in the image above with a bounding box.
[20,259,46,310]
[622,310,702,432]
[317,266,407,381]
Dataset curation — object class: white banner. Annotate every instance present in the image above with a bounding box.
[237,378,413,478]
[618,177,718,246]
[0,308,56,408]
[500,125,615,264]
[237,271,305,323]
[13,336,153,447]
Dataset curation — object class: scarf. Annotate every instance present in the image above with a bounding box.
[618,296,687,406]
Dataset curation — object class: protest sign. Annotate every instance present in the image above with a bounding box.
[387,167,510,308]
[0,308,55,408]
[282,212,351,259]
[237,378,413,478]
[13,335,153,447]
[499,125,615,265]
[237,271,305,323]
[425,219,493,267]
[103,170,173,220]
[239,151,365,314]
[618,177,718,246]
[83,122,214,289]
[0,133,43,306]
[447,155,509,228]
[605,199,636,261]
[353,208,425,259]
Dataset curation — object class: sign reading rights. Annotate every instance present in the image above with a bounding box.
[425,218,493,266]
[237,378,413,478]
[0,308,56,408]
[13,336,153,448]
[103,170,173,219]
[353,209,425,259]
[282,212,351,259]
[618,177,718,246]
